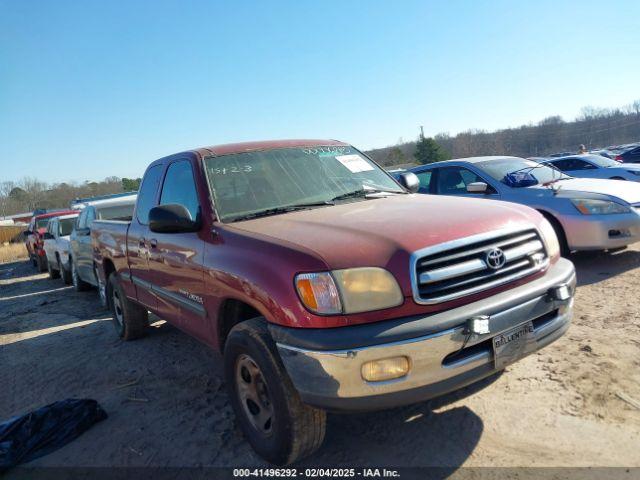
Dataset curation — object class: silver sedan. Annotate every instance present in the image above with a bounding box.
[406,156,640,254]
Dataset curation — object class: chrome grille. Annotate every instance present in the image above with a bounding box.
[411,227,548,304]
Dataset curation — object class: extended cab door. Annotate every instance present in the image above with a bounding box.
[127,164,164,311]
[73,208,94,283]
[147,159,206,337]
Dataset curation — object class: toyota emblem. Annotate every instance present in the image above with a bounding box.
[485,248,506,270]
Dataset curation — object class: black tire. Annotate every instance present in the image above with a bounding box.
[31,255,37,268]
[59,255,72,285]
[37,254,48,272]
[107,273,148,340]
[539,212,570,257]
[71,258,91,291]
[47,256,60,279]
[224,318,326,465]
[96,265,107,306]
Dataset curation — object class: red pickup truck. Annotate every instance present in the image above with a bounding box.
[93,139,576,464]
[25,210,78,271]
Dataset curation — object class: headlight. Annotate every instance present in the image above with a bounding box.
[571,198,630,215]
[538,218,560,259]
[295,267,403,315]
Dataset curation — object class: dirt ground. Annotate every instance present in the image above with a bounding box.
[1,247,639,472]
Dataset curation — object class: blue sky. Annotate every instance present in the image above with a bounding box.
[1,0,639,183]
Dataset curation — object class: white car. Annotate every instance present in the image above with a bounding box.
[42,213,79,283]
[543,154,640,182]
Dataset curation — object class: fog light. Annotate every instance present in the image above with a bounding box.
[550,284,571,301]
[361,356,410,382]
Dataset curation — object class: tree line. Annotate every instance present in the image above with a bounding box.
[367,100,640,166]
[0,177,141,218]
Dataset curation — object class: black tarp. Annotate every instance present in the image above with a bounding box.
[0,398,107,470]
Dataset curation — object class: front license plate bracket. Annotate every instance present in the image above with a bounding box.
[492,321,536,370]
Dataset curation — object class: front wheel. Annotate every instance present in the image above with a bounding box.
[108,274,149,340]
[224,318,326,465]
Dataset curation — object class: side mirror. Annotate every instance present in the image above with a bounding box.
[397,172,420,193]
[42,232,55,240]
[466,182,489,193]
[149,204,200,234]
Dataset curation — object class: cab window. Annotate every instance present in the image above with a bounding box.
[136,165,164,224]
[435,167,494,194]
[77,209,88,230]
[85,207,96,228]
[415,170,433,193]
[160,160,201,221]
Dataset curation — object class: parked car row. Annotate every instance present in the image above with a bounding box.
[26,138,638,464]
[402,156,640,255]
[24,194,137,287]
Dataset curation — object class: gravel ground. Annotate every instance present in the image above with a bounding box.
[1,249,639,472]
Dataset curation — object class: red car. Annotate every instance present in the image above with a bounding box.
[93,140,576,464]
[25,210,78,271]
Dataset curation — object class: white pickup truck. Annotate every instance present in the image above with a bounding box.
[42,213,79,283]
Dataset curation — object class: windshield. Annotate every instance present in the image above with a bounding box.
[35,218,49,229]
[59,218,76,236]
[476,158,570,187]
[204,146,404,222]
[97,204,135,221]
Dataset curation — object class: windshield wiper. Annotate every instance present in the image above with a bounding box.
[331,188,404,202]
[229,201,333,222]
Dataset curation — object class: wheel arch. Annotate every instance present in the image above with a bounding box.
[536,208,570,255]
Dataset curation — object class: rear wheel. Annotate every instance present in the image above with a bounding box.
[47,256,60,279]
[71,258,91,291]
[224,318,326,465]
[108,273,148,340]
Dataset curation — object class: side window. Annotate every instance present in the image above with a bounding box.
[77,210,87,230]
[573,160,596,170]
[550,160,570,171]
[86,207,96,228]
[436,167,492,194]
[415,171,433,193]
[136,165,164,225]
[159,160,201,221]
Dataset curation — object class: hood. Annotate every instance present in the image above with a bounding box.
[228,194,542,272]
[541,178,640,204]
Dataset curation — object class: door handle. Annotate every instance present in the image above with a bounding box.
[149,239,158,248]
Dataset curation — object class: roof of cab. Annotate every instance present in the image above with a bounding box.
[33,210,78,220]
[191,139,348,157]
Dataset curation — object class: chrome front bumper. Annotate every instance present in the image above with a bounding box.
[563,210,640,250]
[273,258,576,411]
